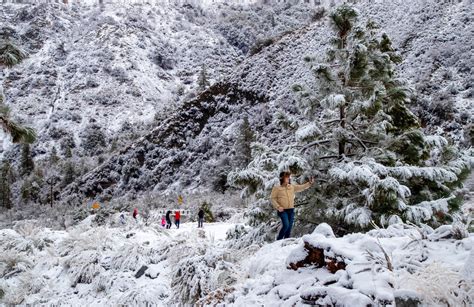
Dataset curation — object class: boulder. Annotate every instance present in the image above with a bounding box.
[145,267,160,279]
[134,265,148,278]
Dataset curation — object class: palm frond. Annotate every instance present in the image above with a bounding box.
[0,40,28,68]
[0,115,36,144]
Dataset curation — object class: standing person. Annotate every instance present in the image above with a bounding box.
[271,171,314,240]
[165,210,172,229]
[133,208,138,220]
[161,215,166,228]
[174,210,181,229]
[198,208,204,228]
[120,213,126,225]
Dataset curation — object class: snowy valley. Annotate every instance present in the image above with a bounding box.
[0,0,473,306]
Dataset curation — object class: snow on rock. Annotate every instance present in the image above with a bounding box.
[311,222,336,238]
[227,223,472,306]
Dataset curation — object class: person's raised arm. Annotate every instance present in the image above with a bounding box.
[294,177,314,192]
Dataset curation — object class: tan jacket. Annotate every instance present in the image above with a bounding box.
[271,182,311,210]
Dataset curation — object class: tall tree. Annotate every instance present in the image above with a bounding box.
[49,146,60,165]
[197,64,210,91]
[0,160,13,209]
[234,116,255,168]
[20,143,35,176]
[230,5,473,232]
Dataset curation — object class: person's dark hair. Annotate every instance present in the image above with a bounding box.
[279,171,291,185]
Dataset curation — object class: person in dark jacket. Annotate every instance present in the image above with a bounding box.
[198,209,204,228]
[165,210,172,229]
[133,208,138,219]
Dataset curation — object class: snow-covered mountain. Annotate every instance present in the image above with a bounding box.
[47,0,473,204]
[0,1,317,156]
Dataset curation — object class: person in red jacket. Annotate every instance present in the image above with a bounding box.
[133,208,138,219]
[174,211,181,229]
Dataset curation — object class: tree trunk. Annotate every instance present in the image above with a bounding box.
[50,183,53,208]
[338,104,345,157]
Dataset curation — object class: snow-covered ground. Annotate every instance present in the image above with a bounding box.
[0,212,471,306]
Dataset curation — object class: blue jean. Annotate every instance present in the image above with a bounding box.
[277,208,295,240]
[175,219,180,229]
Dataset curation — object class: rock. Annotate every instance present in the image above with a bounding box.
[288,242,325,270]
[145,267,160,279]
[394,290,422,307]
[326,258,346,274]
[312,223,335,238]
[135,265,148,278]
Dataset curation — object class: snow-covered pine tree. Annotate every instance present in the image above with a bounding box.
[228,142,308,226]
[0,160,13,209]
[50,146,60,165]
[197,64,210,91]
[234,116,255,168]
[230,5,473,233]
[62,161,75,187]
[20,143,34,176]
[290,5,473,230]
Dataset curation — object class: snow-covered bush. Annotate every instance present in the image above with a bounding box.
[398,262,471,306]
[116,283,169,306]
[171,249,238,304]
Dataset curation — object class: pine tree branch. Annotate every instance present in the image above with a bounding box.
[322,119,342,125]
[301,139,333,152]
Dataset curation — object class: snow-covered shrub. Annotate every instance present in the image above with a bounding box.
[226,222,277,250]
[110,243,166,272]
[225,224,250,240]
[171,249,238,304]
[398,262,471,306]
[0,229,33,254]
[63,249,104,286]
[117,284,169,306]
[0,251,32,278]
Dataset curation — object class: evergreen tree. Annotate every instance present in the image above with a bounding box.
[20,178,31,204]
[20,143,34,176]
[64,145,72,159]
[292,5,472,230]
[49,146,60,165]
[197,64,210,91]
[0,160,12,209]
[230,5,473,232]
[62,161,75,186]
[234,116,255,168]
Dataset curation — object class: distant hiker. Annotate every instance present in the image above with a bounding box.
[175,210,181,229]
[198,208,204,228]
[133,208,138,219]
[271,171,314,240]
[120,213,126,225]
[161,215,166,228]
[166,210,172,229]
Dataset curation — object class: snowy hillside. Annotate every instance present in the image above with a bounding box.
[0,1,315,158]
[0,215,471,305]
[51,0,473,204]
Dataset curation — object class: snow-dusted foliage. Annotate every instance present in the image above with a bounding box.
[398,263,471,306]
[226,223,472,306]
[230,4,473,232]
[171,248,238,304]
